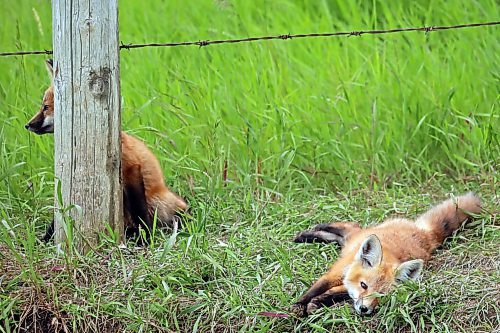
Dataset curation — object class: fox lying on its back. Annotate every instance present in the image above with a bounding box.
[26,59,187,241]
[292,193,481,316]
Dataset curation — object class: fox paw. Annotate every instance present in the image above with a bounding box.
[293,231,311,243]
[290,302,307,317]
[306,302,319,315]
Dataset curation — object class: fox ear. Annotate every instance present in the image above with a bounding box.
[394,259,424,283]
[356,234,382,268]
[45,59,54,79]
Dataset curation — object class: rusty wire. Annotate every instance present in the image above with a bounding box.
[0,21,498,57]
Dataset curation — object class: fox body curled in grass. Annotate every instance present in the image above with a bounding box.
[292,193,481,316]
[26,60,187,242]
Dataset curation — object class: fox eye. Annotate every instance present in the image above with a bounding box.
[360,282,368,290]
[43,105,49,111]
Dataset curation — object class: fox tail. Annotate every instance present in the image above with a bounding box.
[415,192,481,243]
[148,190,188,228]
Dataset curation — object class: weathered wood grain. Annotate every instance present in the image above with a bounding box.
[52,0,123,250]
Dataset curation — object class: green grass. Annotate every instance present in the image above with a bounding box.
[0,0,499,332]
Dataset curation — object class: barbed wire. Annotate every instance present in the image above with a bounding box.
[120,21,500,50]
[0,50,53,57]
[1,21,498,57]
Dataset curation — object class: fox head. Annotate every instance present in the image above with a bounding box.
[343,235,423,315]
[25,59,54,135]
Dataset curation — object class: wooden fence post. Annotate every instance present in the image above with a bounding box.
[52,0,123,250]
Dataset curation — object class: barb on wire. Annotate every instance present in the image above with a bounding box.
[0,21,498,57]
[117,21,500,50]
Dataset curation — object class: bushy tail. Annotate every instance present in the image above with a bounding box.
[148,190,188,228]
[415,192,481,243]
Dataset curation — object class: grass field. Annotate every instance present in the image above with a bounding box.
[0,0,499,332]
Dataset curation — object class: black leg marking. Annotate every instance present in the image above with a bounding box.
[295,222,361,246]
[308,290,350,311]
[294,230,344,245]
[123,190,139,238]
[296,278,332,305]
[123,166,151,243]
[313,223,348,235]
[42,219,55,243]
[291,278,333,317]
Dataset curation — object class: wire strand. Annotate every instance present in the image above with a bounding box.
[1,21,498,57]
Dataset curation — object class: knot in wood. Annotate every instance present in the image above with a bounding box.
[88,67,111,99]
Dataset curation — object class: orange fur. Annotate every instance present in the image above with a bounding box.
[121,132,187,226]
[292,193,481,316]
[27,60,187,233]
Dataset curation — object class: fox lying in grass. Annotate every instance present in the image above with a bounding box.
[292,192,481,316]
[26,59,188,242]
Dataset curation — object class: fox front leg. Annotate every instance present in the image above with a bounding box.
[306,285,350,315]
[291,258,349,317]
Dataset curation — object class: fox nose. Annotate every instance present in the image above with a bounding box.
[25,124,30,129]
[360,306,368,314]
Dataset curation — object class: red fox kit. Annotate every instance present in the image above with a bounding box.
[292,193,481,316]
[26,59,187,241]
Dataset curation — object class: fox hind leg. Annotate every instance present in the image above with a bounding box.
[293,230,344,244]
[294,221,360,246]
[124,165,152,242]
[42,219,55,243]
